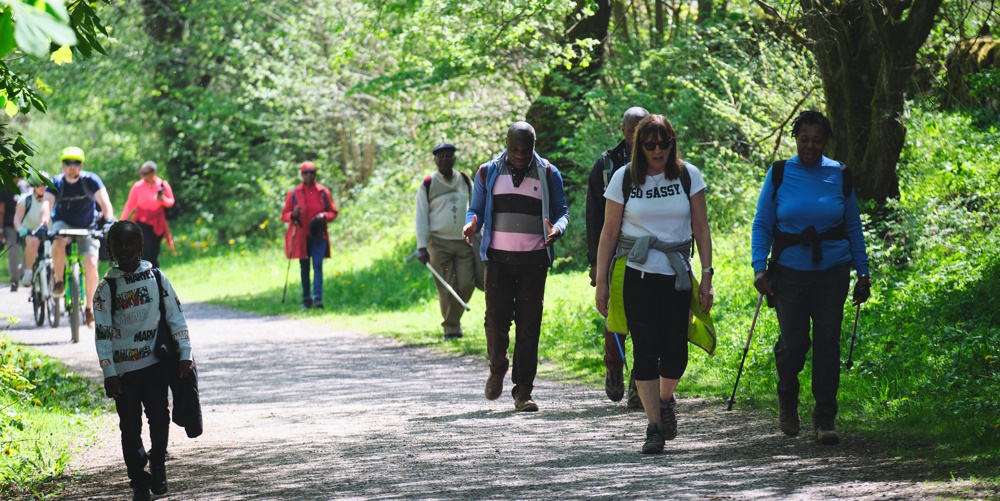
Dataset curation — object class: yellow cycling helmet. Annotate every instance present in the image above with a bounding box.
[60,146,85,163]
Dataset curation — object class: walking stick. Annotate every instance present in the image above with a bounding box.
[405,250,470,311]
[281,221,298,304]
[845,304,861,370]
[727,293,764,411]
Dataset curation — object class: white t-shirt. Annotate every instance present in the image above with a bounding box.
[604,162,706,275]
[16,193,45,231]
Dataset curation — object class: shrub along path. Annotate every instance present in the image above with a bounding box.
[4,288,993,500]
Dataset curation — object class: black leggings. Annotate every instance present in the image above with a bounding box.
[136,221,162,268]
[622,266,690,381]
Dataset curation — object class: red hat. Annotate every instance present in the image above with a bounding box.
[300,162,317,172]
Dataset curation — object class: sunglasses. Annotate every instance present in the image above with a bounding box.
[642,140,674,152]
[140,170,154,176]
[301,169,316,174]
[63,160,82,167]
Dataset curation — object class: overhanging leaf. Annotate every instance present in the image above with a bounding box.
[0,7,14,57]
[10,1,77,58]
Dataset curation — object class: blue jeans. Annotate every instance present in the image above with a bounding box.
[300,236,327,301]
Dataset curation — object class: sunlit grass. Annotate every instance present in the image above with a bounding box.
[0,334,112,498]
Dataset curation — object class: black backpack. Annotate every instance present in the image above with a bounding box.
[620,162,693,206]
[770,160,853,200]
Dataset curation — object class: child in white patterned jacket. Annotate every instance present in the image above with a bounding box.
[94,220,193,501]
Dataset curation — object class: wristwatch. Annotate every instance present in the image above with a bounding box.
[702,266,714,276]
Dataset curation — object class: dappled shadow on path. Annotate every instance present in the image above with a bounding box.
[46,303,989,500]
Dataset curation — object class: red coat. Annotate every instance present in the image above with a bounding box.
[281,183,338,259]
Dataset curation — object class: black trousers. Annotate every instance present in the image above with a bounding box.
[136,221,162,269]
[116,362,169,489]
[622,267,690,381]
[483,261,548,399]
[772,263,850,424]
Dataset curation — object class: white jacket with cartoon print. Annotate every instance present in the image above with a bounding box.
[94,260,192,379]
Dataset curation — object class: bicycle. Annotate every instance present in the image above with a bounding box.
[56,227,104,343]
[26,229,59,328]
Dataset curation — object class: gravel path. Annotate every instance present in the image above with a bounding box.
[2,284,995,500]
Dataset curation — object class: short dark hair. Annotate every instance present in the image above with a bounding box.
[107,220,144,264]
[629,115,683,185]
[791,110,833,140]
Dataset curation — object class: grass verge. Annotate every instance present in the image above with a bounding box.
[0,326,112,499]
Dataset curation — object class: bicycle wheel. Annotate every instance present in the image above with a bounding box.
[31,268,45,327]
[47,264,59,328]
[70,266,81,343]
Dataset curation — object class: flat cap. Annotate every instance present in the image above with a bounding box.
[432,143,456,154]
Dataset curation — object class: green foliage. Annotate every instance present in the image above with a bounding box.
[0,0,109,190]
[0,333,110,497]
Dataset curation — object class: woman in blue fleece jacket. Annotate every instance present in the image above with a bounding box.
[750,110,871,445]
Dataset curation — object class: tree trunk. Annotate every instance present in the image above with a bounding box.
[698,0,714,23]
[799,0,942,203]
[140,0,201,214]
[524,0,612,175]
[655,0,665,45]
[612,0,630,43]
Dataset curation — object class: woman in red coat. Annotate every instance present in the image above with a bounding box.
[121,161,175,268]
[281,162,338,310]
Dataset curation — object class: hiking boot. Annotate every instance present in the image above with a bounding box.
[150,461,167,495]
[485,373,504,401]
[132,487,151,501]
[85,308,95,329]
[660,396,678,441]
[302,297,312,311]
[513,393,539,412]
[52,281,65,296]
[778,394,800,437]
[642,422,666,454]
[312,300,324,309]
[814,421,840,445]
[605,368,625,402]
[626,375,643,410]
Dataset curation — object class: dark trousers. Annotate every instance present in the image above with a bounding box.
[603,328,627,374]
[136,221,162,269]
[483,261,548,399]
[116,362,169,490]
[622,267,690,381]
[772,263,850,424]
[299,236,328,300]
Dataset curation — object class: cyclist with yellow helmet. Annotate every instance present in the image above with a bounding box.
[43,146,116,328]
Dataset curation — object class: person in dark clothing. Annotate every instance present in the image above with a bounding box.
[0,185,22,291]
[750,110,871,445]
[586,107,649,406]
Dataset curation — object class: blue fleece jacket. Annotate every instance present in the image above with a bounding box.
[465,150,569,265]
[751,155,869,275]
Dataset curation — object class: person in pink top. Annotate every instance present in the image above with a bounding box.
[120,161,175,268]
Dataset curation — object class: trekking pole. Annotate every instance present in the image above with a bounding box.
[405,250,470,311]
[727,293,764,411]
[845,304,861,370]
[612,331,629,372]
[281,221,298,304]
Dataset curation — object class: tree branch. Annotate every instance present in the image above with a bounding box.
[754,0,811,48]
